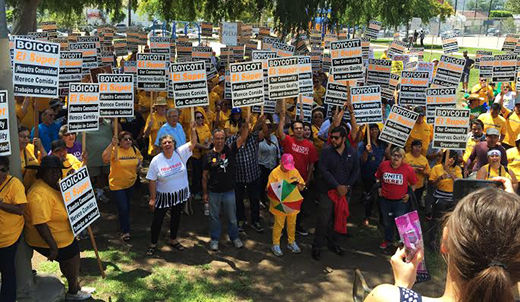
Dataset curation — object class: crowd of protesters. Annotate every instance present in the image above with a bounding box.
[1,50,519,301]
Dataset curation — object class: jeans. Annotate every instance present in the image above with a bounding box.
[235,178,261,224]
[0,240,19,302]
[150,203,183,244]
[111,186,134,234]
[312,192,340,250]
[379,197,410,242]
[190,157,203,195]
[209,190,239,241]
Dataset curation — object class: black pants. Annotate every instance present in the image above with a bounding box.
[0,240,18,302]
[235,178,261,224]
[426,198,455,250]
[414,186,425,209]
[259,165,271,203]
[361,177,377,220]
[190,157,203,195]
[312,192,340,250]
[151,204,183,244]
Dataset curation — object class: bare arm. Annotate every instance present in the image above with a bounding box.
[102,137,119,164]
[34,223,58,260]
[0,202,25,215]
[277,101,287,140]
[236,118,250,149]
[188,123,198,152]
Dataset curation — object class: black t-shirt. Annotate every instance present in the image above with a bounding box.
[119,111,145,139]
[463,57,474,73]
[203,141,238,192]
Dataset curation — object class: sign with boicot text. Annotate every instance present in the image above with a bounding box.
[426,87,457,124]
[330,39,363,81]
[229,61,264,108]
[399,71,429,106]
[432,108,470,150]
[68,83,100,132]
[379,105,419,148]
[0,91,10,156]
[97,74,134,118]
[137,53,169,91]
[350,85,383,124]
[432,55,465,88]
[267,57,300,99]
[170,61,209,108]
[60,167,100,237]
[13,38,60,98]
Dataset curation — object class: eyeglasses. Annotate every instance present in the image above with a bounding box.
[330,135,341,140]
[122,137,132,141]
[63,133,74,137]
[480,79,487,82]
[392,154,403,158]
[196,116,204,120]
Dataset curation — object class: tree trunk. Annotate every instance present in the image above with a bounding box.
[12,0,40,35]
[127,0,132,26]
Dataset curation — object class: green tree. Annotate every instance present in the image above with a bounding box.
[505,0,520,13]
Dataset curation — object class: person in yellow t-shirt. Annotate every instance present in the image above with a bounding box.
[313,77,326,106]
[225,108,242,138]
[404,140,430,207]
[429,150,462,206]
[463,119,486,164]
[50,140,84,178]
[15,97,51,130]
[191,111,212,201]
[471,77,494,106]
[25,155,91,300]
[506,135,520,182]
[268,154,305,256]
[501,99,520,149]
[0,156,28,301]
[478,102,506,142]
[102,131,143,241]
[18,126,45,189]
[477,149,518,191]
[143,97,168,156]
[405,107,432,156]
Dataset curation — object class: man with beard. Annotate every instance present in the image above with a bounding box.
[312,126,359,260]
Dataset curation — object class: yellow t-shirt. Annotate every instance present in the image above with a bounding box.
[311,124,324,153]
[62,153,82,178]
[137,91,152,119]
[15,98,51,129]
[0,176,28,248]
[109,146,143,190]
[225,120,240,137]
[24,179,74,248]
[478,113,506,137]
[192,124,212,159]
[208,91,221,112]
[267,166,305,216]
[481,164,511,180]
[145,112,167,155]
[471,84,494,106]
[507,147,520,179]
[313,86,326,106]
[21,144,39,189]
[207,110,227,130]
[429,164,462,193]
[404,153,430,188]
[504,110,520,146]
[463,136,481,163]
[406,122,432,156]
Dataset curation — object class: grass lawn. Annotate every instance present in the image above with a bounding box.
[371,39,502,55]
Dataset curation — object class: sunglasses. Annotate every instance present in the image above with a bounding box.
[63,133,74,137]
[330,135,341,140]
[122,137,132,141]
[196,116,204,120]
[392,154,403,158]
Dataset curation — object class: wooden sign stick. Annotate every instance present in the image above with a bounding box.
[32,98,39,158]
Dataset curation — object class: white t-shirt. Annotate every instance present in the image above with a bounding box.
[495,91,517,110]
[146,143,192,195]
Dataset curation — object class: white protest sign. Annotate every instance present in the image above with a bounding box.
[272,42,295,57]
[426,87,457,124]
[296,95,314,123]
[410,18,422,31]
[432,55,465,88]
[221,22,238,46]
[59,51,83,96]
[137,53,169,91]
[59,167,100,237]
[252,51,278,112]
[478,56,494,79]
[0,91,10,155]
[415,61,434,82]
[324,81,348,106]
[13,38,60,98]
[365,20,382,40]
[475,50,493,68]
[350,85,383,124]
[399,71,429,106]
[229,61,264,108]
[387,41,407,59]
[382,73,400,100]
[442,37,459,54]
[297,56,313,96]
[379,105,419,148]
[170,61,209,108]
[267,57,299,99]
[149,36,171,54]
[432,108,470,150]
[97,74,134,118]
[68,83,100,132]
[492,54,517,82]
[330,39,363,81]
[68,42,98,74]
[502,35,517,52]
[367,59,391,88]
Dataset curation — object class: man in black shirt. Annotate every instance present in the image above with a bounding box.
[312,126,359,260]
[461,51,474,93]
[202,123,248,251]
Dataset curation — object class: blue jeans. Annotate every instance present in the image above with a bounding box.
[209,190,239,241]
[0,239,19,302]
[379,197,409,242]
[112,187,134,234]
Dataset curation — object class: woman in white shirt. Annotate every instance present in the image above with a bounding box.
[495,83,517,110]
[146,123,197,256]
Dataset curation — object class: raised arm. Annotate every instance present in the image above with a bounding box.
[277,100,287,141]
[188,122,198,152]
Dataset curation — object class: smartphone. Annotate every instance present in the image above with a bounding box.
[453,179,503,202]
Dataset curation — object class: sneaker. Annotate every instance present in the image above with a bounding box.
[233,238,244,249]
[379,240,390,250]
[204,203,209,216]
[65,290,92,301]
[251,222,264,233]
[287,242,302,254]
[296,225,309,236]
[209,240,218,251]
[271,244,283,257]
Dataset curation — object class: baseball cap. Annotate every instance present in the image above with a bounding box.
[49,98,62,108]
[281,153,295,171]
[413,106,425,116]
[486,127,500,136]
[231,107,242,114]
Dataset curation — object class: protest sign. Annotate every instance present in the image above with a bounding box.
[382,73,400,100]
[59,51,83,96]
[262,36,278,50]
[330,39,363,81]
[415,61,435,82]
[409,47,424,60]
[221,22,238,46]
[0,91,10,156]
[379,105,418,148]
[272,41,295,57]
[426,87,457,124]
[432,108,470,150]
[322,53,331,73]
[475,50,493,68]
[297,56,313,96]
[113,38,128,57]
[149,36,171,54]
[365,20,382,40]
[100,50,114,66]
[387,41,407,59]
[201,22,213,37]
[367,59,391,88]
[59,167,100,237]
[267,57,299,99]
[258,27,271,40]
[252,50,277,108]
[324,81,348,106]
[492,54,517,82]
[13,38,60,98]
[310,30,322,48]
[399,71,429,106]
[310,48,322,72]
[350,85,383,124]
[224,68,232,100]
[170,61,209,108]
[323,33,337,49]
[252,101,276,114]
[296,95,314,123]
[431,55,465,88]
[97,74,134,118]
[442,37,459,54]
[245,40,259,57]
[28,31,49,41]
[233,44,244,61]
[68,83,100,132]
[137,53,168,91]
[68,42,98,74]
[192,46,215,79]
[220,47,233,64]
[361,38,370,62]
[229,61,264,107]
[176,41,193,61]
[123,61,137,86]
[478,56,494,79]
[502,35,518,52]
